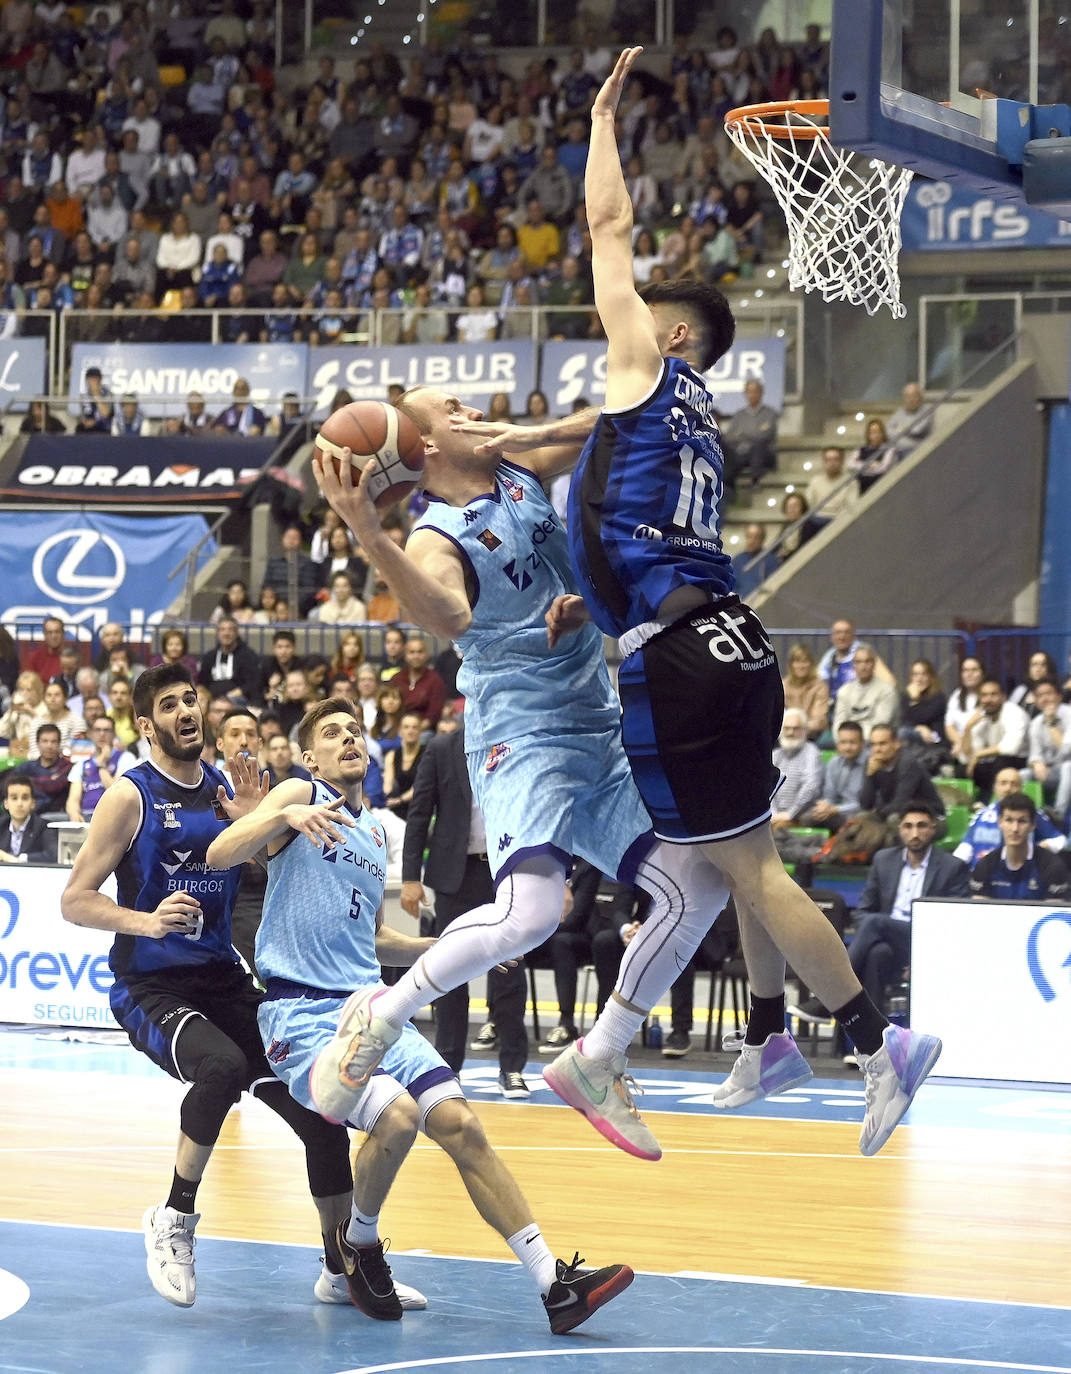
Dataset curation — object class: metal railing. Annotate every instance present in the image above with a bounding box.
[11,620,1066,701]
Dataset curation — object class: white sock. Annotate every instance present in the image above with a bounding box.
[507,1223,558,1295]
[346,1204,379,1248]
[582,997,647,1062]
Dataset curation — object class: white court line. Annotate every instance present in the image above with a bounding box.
[339,1349,1071,1374]
[0,1141,932,1162]
[0,1141,1059,1175]
[3,1217,1070,1314]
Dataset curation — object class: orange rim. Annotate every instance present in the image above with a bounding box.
[724,98,830,140]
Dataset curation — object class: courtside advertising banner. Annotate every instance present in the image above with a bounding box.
[1,433,277,503]
[911,898,1071,1083]
[540,338,787,416]
[69,342,308,417]
[306,342,538,415]
[0,868,116,1027]
[0,510,216,636]
[0,337,47,410]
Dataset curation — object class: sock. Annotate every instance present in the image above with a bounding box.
[166,1171,199,1215]
[745,993,786,1046]
[507,1223,557,1295]
[833,991,888,1057]
[581,997,647,1062]
[322,1238,342,1275]
[346,1204,380,1248]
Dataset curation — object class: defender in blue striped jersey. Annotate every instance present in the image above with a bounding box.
[206,697,635,1334]
[464,48,945,1163]
[60,666,358,1311]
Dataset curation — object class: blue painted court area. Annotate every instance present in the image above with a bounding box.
[4,1029,1071,1138]
[2,1220,1070,1374]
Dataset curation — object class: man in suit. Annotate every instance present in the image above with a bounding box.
[400,723,530,1097]
[0,773,58,863]
[848,800,969,1012]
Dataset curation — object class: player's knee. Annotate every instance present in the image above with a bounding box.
[193,1045,248,1100]
[371,1095,420,1157]
[425,1099,488,1164]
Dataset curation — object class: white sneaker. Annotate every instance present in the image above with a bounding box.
[310,987,401,1125]
[143,1203,198,1307]
[857,1024,942,1156]
[712,1031,813,1109]
[314,1256,427,1310]
[543,1042,661,1161]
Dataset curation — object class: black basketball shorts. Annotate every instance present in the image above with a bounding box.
[617,597,785,843]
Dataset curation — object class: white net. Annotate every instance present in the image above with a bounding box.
[725,103,914,319]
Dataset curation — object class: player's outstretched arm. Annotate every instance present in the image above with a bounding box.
[206,778,350,868]
[315,451,472,639]
[449,407,602,480]
[586,47,664,410]
[61,781,202,939]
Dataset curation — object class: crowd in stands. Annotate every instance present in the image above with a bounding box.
[729,381,936,594]
[0,7,843,371]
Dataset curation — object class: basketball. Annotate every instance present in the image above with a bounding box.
[315,400,425,510]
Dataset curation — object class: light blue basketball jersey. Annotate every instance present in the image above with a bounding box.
[256,779,387,992]
[411,459,620,752]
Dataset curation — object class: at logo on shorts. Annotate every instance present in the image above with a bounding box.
[485,743,511,772]
[267,1038,290,1064]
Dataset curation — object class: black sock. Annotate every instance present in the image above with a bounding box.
[744,993,785,1045]
[166,1171,200,1215]
[323,1235,343,1274]
[833,992,888,1057]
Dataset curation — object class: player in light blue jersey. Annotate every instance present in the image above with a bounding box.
[207,697,635,1334]
[457,48,945,1162]
[312,381,729,1164]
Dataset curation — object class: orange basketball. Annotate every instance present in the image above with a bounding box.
[315,401,425,510]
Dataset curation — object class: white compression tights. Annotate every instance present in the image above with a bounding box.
[373,854,567,1030]
[615,842,731,1013]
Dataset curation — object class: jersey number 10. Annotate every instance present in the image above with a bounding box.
[673,444,721,538]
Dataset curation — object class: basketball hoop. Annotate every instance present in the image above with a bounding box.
[724,99,914,319]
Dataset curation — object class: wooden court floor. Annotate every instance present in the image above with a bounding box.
[5,1064,1070,1311]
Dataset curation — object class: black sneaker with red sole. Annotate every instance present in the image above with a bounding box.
[335,1223,403,1321]
[542,1252,635,1335]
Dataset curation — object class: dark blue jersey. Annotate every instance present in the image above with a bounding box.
[110,759,242,978]
[567,356,735,638]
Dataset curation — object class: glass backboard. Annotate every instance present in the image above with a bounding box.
[829,0,1061,198]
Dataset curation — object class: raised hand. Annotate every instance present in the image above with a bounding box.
[218,750,269,820]
[592,46,643,122]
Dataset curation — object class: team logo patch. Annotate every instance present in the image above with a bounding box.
[485,743,511,773]
[463,509,480,524]
[500,474,525,502]
[633,524,663,541]
[370,825,384,848]
[477,529,502,551]
[267,1038,290,1064]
